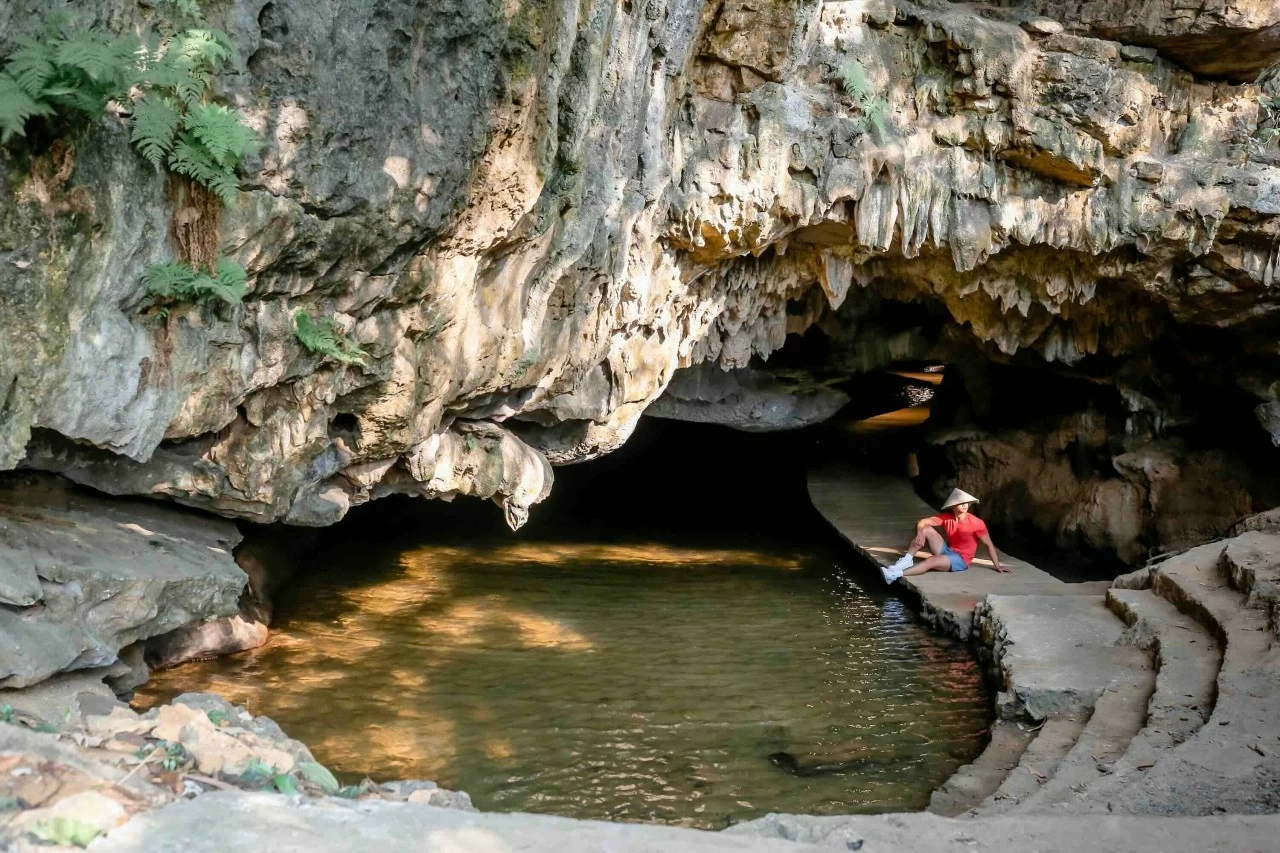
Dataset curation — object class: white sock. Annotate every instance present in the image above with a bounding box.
[891,554,913,572]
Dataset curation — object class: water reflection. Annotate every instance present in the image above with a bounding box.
[135,539,989,828]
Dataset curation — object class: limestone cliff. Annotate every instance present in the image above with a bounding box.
[2,0,1279,534]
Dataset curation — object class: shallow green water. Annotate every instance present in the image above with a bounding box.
[135,536,990,827]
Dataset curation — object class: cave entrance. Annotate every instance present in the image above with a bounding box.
[134,416,992,828]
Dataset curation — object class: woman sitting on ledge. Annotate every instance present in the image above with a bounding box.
[881,489,1009,584]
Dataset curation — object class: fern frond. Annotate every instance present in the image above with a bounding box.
[142,261,199,301]
[141,44,200,94]
[52,31,134,84]
[209,258,248,303]
[184,102,253,166]
[41,81,110,117]
[169,130,242,203]
[207,168,240,205]
[175,30,233,73]
[294,311,368,366]
[294,310,333,351]
[130,94,182,166]
[206,29,240,68]
[333,337,369,365]
[837,58,890,141]
[865,101,887,142]
[143,258,245,308]
[5,38,55,97]
[0,74,53,142]
[168,132,223,182]
[838,60,871,99]
[174,64,209,107]
[164,0,206,20]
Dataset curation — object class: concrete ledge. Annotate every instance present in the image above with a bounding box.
[808,465,1103,641]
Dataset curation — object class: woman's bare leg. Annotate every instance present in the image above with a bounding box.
[903,527,946,559]
[902,554,954,576]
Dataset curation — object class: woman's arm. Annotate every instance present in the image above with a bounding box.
[980,533,1010,573]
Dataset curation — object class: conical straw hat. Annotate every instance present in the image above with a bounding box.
[941,488,979,509]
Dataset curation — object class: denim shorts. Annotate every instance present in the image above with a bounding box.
[941,545,968,572]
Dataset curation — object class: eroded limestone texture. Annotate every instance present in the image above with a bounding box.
[1,0,1278,530]
[0,475,245,689]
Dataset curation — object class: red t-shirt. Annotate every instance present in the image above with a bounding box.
[927,511,989,565]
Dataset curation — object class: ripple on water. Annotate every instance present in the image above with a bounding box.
[135,539,990,828]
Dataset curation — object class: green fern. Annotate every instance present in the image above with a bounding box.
[174,30,236,72]
[0,21,138,142]
[52,30,136,84]
[209,257,248,302]
[294,311,369,366]
[7,38,55,96]
[130,94,182,165]
[130,27,252,202]
[168,133,240,203]
[0,74,53,143]
[163,0,206,20]
[141,260,196,301]
[142,258,247,310]
[184,102,254,166]
[838,59,889,142]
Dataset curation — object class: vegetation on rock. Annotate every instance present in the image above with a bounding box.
[1251,94,1280,155]
[0,5,253,202]
[0,20,137,144]
[293,311,369,366]
[836,58,889,142]
[142,257,246,315]
[129,27,253,206]
[1,2,254,303]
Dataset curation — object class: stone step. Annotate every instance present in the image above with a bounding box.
[927,719,1036,816]
[1107,587,1220,746]
[968,715,1087,817]
[972,594,1152,721]
[1148,542,1247,643]
[1221,531,1280,633]
[1010,664,1155,813]
[964,593,1158,817]
[1024,587,1222,813]
[1079,539,1280,814]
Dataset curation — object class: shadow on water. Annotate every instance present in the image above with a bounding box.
[135,417,994,828]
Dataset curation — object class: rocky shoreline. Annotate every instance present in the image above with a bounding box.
[0,691,473,851]
[1,688,1276,852]
[0,466,1276,849]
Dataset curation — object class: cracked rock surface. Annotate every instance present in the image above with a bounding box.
[0,476,245,689]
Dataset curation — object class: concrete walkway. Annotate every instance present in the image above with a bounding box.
[808,464,1109,638]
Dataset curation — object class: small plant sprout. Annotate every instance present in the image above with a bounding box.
[161,741,186,772]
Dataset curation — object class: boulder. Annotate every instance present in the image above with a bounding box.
[0,475,245,689]
[646,364,850,432]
